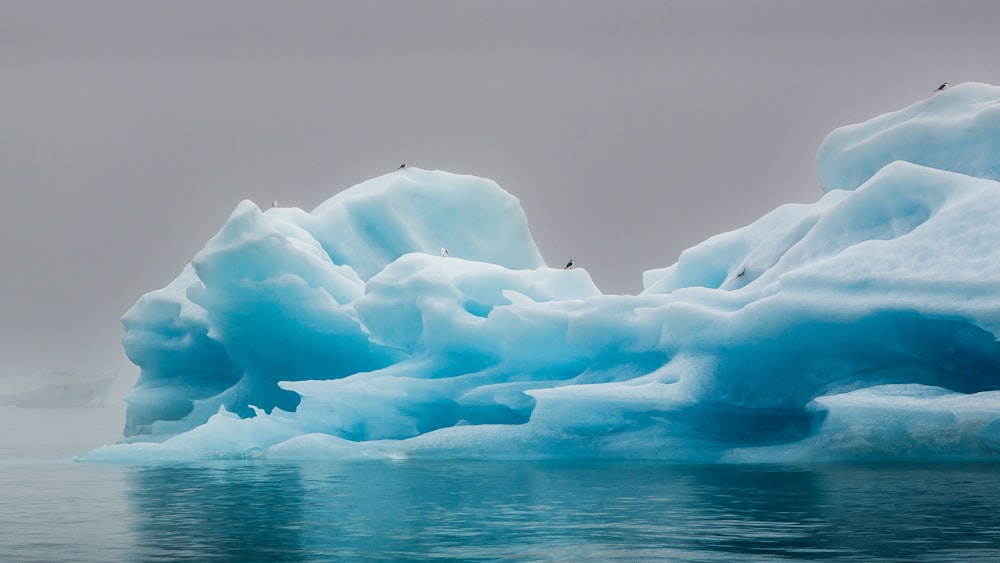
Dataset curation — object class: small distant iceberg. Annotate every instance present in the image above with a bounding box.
[0,372,117,408]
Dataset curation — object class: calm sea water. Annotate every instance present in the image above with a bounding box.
[2,459,1000,561]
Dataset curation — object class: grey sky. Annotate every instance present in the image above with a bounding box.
[2,0,999,381]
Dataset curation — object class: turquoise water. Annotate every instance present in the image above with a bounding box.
[2,459,1000,561]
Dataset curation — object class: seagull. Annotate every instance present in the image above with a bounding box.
[440,247,449,257]
[271,200,278,208]
[397,163,407,169]
[564,259,574,270]
[935,82,949,92]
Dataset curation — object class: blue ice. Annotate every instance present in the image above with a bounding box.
[83,82,1000,462]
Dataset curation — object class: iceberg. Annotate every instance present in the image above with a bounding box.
[0,372,117,409]
[84,82,1000,462]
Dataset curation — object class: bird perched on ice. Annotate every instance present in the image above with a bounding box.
[564,259,574,269]
[440,247,449,257]
[271,200,278,208]
[397,163,407,169]
[935,82,949,92]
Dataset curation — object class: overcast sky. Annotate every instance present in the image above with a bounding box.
[2,0,999,382]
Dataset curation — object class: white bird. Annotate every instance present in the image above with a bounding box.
[564,259,574,269]
[935,82,949,92]
[440,247,449,257]
[271,200,278,208]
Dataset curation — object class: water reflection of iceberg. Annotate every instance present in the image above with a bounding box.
[0,372,116,408]
[120,461,1000,560]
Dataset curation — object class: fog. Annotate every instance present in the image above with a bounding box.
[2,0,998,456]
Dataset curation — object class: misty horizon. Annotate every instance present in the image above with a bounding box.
[3,0,999,385]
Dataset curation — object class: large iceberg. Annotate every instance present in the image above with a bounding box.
[84,82,1000,462]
